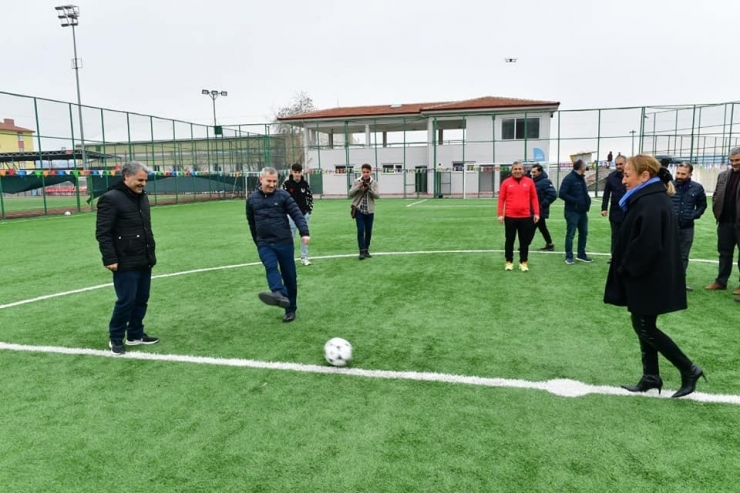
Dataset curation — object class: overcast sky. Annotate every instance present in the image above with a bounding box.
[3,0,738,127]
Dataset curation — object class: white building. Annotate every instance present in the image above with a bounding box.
[278,96,560,197]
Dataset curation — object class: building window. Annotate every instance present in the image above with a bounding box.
[501,118,540,140]
[335,165,346,174]
[382,164,397,173]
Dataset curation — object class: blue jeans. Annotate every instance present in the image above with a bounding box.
[109,269,152,341]
[564,210,589,259]
[355,212,374,251]
[288,212,310,259]
[258,243,298,312]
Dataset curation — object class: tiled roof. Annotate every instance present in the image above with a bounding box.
[278,96,560,121]
[0,119,35,133]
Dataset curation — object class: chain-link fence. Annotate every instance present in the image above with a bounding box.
[2,91,739,218]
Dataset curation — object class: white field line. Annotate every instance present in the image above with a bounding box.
[0,250,718,310]
[0,341,736,405]
[406,199,428,207]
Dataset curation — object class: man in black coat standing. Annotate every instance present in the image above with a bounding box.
[96,161,159,355]
[601,154,627,263]
[530,164,557,251]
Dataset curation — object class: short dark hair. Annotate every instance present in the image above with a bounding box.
[660,158,670,168]
[361,163,372,171]
[573,159,584,170]
[532,164,543,173]
[678,162,694,174]
[291,163,303,172]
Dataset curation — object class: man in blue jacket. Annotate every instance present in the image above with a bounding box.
[600,154,627,263]
[558,159,593,264]
[531,164,557,251]
[247,167,310,323]
[671,163,707,291]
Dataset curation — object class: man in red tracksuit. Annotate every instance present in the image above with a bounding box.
[497,161,540,272]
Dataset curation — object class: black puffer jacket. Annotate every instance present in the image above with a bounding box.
[247,187,308,246]
[95,181,156,271]
[533,171,557,218]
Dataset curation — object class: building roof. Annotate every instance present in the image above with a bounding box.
[277,96,560,121]
[0,119,35,133]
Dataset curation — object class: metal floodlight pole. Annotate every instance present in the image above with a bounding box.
[629,130,636,156]
[56,5,87,170]
[202,89,228,127]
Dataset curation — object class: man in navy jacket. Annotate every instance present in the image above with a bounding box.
[247,167,310,322]
[558,160,593,264]
[671,163,707,291]
[601,154,627,262]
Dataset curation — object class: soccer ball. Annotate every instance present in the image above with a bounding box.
[324,337,352,367]
[64,211,71,216]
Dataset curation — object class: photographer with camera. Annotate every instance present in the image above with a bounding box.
[349,163,379,260]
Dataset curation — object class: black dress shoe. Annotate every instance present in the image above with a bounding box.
[364,251,372,258]
[283,312,296,323]
[621,375,663,394]
[539,244,555,251]
[258,291,290,308]
[672,365,706,398]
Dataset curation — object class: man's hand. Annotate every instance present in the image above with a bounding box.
[533,215,540,224]
[301,236,311,245]
[498,216,504,224]
[105,263,118,272]
[601,210,608,217]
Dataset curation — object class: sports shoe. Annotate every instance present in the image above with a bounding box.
[301,258,312,266]
[539,244,554,251]
[505,262,514,271]
[519,262,529,272]
[283,312,296,323]
[576,255,594,263]
[125,334,160,346]
[258,291,290,308]
[109,340,125,355]
[565,257,575,265]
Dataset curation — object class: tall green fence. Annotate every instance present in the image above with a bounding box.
[2,90,739,218]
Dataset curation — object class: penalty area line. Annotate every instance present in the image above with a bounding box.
[0,341,737,406]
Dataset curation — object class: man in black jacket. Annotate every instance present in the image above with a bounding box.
[671,163,707,291]
[282,163,314,265]
[531,164,557,251]
[558,159,593,264]
[601,154,627,262]
[247,167,310,323]
[95,161,159,355]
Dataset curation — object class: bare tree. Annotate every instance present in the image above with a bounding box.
[273,91,316,166]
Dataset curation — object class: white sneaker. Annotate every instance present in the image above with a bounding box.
[301,258,312,266]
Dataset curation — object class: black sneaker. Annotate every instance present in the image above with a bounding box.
[109,340,126,355]
[258,291,290,308]
[125,334,160,346]
[283,312,296,323]
[539,244,555,251]
[576,255,594,263]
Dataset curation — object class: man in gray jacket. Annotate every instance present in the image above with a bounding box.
[706,148,740,300]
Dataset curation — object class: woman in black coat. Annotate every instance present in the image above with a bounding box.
[604,154,705,398]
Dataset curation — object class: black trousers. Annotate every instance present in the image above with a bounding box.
[609,221,622,257]
[504,217,535,262]
[630,313,692,377]
[536,217,553,245]
[715,222,740,286]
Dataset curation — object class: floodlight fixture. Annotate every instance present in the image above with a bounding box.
[55,4,87,169]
